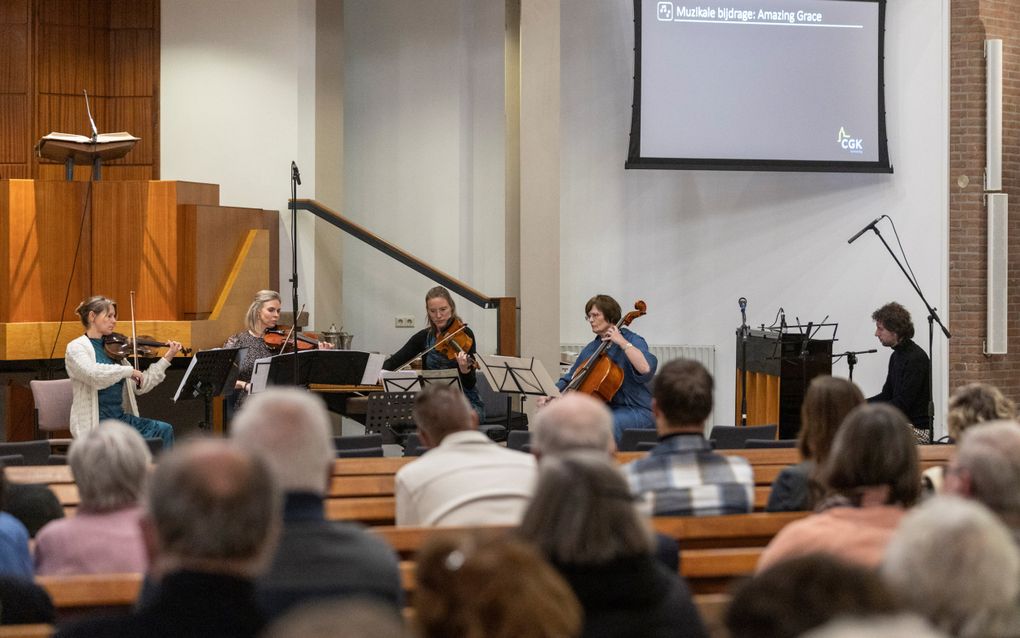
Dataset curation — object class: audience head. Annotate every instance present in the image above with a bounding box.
[244,289,282,334]
[231,387,335,494]
[144,439,280,578]
[946,383,1016,441]
[519,451,651,565]
[945,420,1020,531]
[413,385,477,447]
[531,393,615,458]
[882,496,1020,638]
[798,376,865,463]
[415,533,581,638]
[3,483,64,537]
[69,420,151,514]
[263,598,406,638]
[820,404,920,507]
[726,553,900,638]
[871,302,914,342]
[652,359,713,432]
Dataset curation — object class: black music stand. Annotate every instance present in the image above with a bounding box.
[380,369,463,393]
[265,349,375,387]
[475,354,560,403]
[173,347,246,431]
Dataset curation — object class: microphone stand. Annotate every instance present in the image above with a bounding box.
[833,349,878,381]
[737,303,749,426]
[857,225,950,437]
[289,162,301,385]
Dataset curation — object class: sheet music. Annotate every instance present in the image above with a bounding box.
[173,356,200,402]
[381,370,420,393]
[361,353,386,385]
[250,355,274,393]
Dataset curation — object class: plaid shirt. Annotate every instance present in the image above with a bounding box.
[622,433,754,516]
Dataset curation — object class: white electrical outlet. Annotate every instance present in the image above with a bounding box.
[395,315,415,328]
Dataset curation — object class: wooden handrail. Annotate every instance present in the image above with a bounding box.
[290,199,517,355]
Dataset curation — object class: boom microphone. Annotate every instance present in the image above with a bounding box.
[847,216,884,244]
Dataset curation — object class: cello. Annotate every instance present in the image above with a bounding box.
[563,300,647,403]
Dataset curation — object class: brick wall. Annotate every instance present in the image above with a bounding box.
[948,0,1020,399]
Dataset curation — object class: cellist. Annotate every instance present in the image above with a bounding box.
[539,294,657,441]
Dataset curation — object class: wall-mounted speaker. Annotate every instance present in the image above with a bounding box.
[986,193,1008,355]
[986,39,1002,192]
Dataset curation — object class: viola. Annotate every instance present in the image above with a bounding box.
[433,318,475,364]
[103,332,192,360]
[564,300,647,403]
[264,326,321,353]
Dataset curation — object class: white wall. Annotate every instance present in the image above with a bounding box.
[560,0,950,431]
[161,0,321,322]
[342,0,506,355]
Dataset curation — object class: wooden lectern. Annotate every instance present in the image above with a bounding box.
[735,329,833,439]
[35,133,139,181]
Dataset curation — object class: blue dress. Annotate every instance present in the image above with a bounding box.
[89,338,174,449]
[556,328,657,441]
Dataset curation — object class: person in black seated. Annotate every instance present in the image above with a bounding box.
[867,302,931,440]
[518,451,708,638]
[382,286,484,419]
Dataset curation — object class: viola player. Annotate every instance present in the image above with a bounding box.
[64,296,181,448]
[223,289,332,410]
[541,294,657,442]
[382,286,485,419]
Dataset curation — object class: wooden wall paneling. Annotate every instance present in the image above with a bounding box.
[91,181,177,320]
[35,24,94,95]
[109,28,153,97]
[101,97,153,166]
[36,0,109,27]
[36,164,152,181]
[0,96,30,164]
[108,0,153,29]
[1,4,31,181]
[0,23,30,91]
[1,180,91,323]
[179,205,281,319]
[0,1,29,24]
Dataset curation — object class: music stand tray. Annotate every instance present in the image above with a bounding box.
[173,347,246,430]
[263,350,385,387]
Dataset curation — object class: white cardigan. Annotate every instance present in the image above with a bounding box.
[64,334,171,438]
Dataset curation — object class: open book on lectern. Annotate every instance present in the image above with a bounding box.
[474,354,561,399]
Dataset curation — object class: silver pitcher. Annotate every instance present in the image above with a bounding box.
[321,323,354,350]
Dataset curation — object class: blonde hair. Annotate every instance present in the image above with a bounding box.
[425,286,460,332]
[244,290,281,334]
[947,383,1017,441]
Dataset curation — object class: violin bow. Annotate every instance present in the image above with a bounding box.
[396,322,469,371]
[129,290,139,371]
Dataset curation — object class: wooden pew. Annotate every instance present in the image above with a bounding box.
[4,445,956,525]
[35,573,142,622]
[0,626,54,638]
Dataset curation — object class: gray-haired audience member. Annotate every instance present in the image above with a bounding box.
[531,393,616,458]
[55,439,281,638]
[802,616,948,638]
[231,387,402,619]
[519,452,707,638]
[943,420,1020,538]
[395,385,536,526]
[35,420,151,575]
[726,553,900,638]
[882,496,1020,638]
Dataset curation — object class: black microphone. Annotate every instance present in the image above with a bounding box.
[738,297,747,311]
[847,216,883,244]
[291,161,302,186]
[738,297,747,334]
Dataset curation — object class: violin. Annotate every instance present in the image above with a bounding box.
[564,300,647,403]
[264,326,321,353]
[433,318,475,364]
[103,332,192,360]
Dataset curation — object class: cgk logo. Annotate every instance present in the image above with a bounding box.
[657,2,673,21]
[837,127,863,154]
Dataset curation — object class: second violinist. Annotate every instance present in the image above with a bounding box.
[383,286,485,420]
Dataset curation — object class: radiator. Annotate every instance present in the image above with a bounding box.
[560,343,718,433]
[561,344,716,377]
